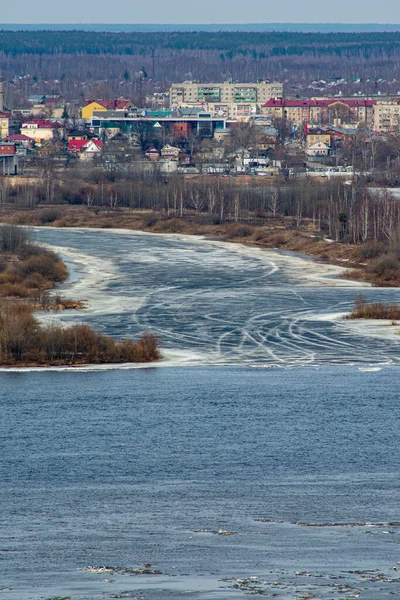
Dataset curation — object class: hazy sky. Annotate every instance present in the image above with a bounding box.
[2,0,400,24]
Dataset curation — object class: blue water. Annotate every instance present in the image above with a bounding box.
[1,229,400,599]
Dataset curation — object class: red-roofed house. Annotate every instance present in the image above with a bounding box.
[68,139,102,159]
[82,99,132,119]
[21,120,64,143]
[4,134,34,149]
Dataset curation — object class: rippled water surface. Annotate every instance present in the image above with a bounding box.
[1,229,400,600]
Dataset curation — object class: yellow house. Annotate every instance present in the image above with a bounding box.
[306,132,331,147]
[81,101,107,120]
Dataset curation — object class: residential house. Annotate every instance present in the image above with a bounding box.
[4,133,34,150]
[68,139,102,159]
[160,144,180,160]
[67,129,89,141]
[21,120,64,144]
[82,99,132,120]
[306,131,332,147]
[145,147,160,161]
[306,141,331,157]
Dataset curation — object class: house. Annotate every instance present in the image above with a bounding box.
[306,131,331,147]
[145,147,160,161]
[36,140,67,157]
[160,144,180,160]
[306,141,331,157]
[4,134,34,149]
[67,129,89,141]
[82,99,132,120]
[68,139,102,159]
[21,120,64,144]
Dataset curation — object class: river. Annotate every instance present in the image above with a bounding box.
[1,228,400,600]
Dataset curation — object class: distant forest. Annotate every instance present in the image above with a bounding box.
[2,30,400,100]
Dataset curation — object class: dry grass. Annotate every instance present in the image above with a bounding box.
[346,294,400,320]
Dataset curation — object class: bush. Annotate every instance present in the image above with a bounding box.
[225,223,253,239]
[367,253,400,281]
[17,242,47,259]
[39,208,62,223]
[357,241,386,260]
[269,232,288,247]
[19,253,68,283]
[144,216,159,228]
[0,282,32,297]
[156,218,185,233]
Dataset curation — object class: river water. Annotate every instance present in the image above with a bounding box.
[1,228,400,600]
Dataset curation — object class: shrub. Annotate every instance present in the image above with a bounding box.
[19,253,68,283]
[357,241,386,260]
[156,218,185,233]
[144,216,159,228]
[17,242,47,259]
[39,208,61,223]
[367,253,400,281]
[0,282,32,298]
[347,294,400,320]
[269,232,288,247]
[225,223,253,239]
[22,272,47,290]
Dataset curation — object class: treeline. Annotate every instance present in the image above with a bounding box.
[1,30,400,55]
[4,30,400,100]
[6,168,400,246]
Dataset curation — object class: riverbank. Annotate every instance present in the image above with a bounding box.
[2,205,396,287]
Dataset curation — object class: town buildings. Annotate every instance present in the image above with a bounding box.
[170,81,284,118]
[262,98,375,128]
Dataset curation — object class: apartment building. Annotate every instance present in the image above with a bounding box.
[373,99,400,131]
[170,81,283,116]
[262,98,375,128]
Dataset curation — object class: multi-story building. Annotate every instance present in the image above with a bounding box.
[373,99,400,131]
[262,98,375,128]
[170,81,283,116]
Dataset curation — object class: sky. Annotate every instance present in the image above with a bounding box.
[2,0,400,25]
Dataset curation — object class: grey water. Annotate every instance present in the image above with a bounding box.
[1,229,400,600]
